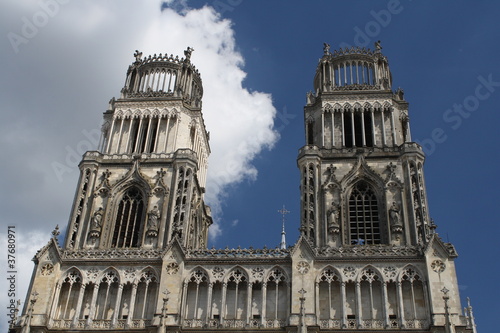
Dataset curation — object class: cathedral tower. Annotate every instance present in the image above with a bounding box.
[67,47,212,252]
[299,42,426,249]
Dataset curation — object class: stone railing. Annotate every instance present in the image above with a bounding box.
[51,319,72,329]
[91,320,112,329]
[84,151,176,161]
[224,319,246,328]
[346,319,357,329]
[319,319,342,329]
[207,318,220,328]
[184,319,204,328]
[362,319,385,329]
[405,319,428,329]
[265,319,286,328]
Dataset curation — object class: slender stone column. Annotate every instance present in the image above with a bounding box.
[370,109,376,146]
[410,282,416,320]
[361,110,366,146]
[341,111,345,146]
[246,282,253,325]
[321,111,325,147]
[322,63,326,91]
[343,62,347,85]
[126,284,138,328]
[72,284,86,327]
[86,284,100,327]
[315,282,320,325]
[206,283,213,324]
[382,282,390,328]
[350,112,355,147]
[355,282,362,328]
[144,117,153,152]
[261,283,267,326]
[173,117,180,150]
[116,117,124,154]
[390,109,397,145]
[220,282,227,326]
[340,282,347,328]
[381,110,387,146]
[180,282,188,326]
[153,116,162,152]
[133,117,144,153]
[48,282,62,326]
[112,284,124,326]
[106,117,116,153]
[163,116,171,153]
[331,112,335,147]
[396,282,405,328]
[422,281,431,324]
[125,118,134,153]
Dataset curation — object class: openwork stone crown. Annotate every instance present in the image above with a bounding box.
[314,41,392,93]
[121,47,203,108]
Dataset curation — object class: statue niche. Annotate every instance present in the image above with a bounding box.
[87,207,104,248]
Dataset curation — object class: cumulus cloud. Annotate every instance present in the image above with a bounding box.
[0,1,277,328]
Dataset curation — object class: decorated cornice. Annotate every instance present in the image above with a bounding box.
[185,247,290,259]
[61,248,164,260]
[315,244,423,258]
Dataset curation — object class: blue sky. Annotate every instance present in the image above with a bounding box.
[0,0,498,331]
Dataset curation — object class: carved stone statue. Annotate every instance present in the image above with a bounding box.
[148,206,160,230]
[327,203,339,226]
[389,202,401,226]
[323,42,331,55]
[184,47,194,61]
[327,202,340,235]
[91,207,103,230]
[375,40,382,51]
[133,50,142,62]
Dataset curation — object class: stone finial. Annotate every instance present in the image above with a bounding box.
[52,225,60,238]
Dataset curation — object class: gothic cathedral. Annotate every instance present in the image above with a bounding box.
[12,44,477,333]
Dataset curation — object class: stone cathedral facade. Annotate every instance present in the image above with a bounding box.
[12,44,477,333]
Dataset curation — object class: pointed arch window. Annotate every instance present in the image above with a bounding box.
[185,269,209,326]
[225,269,248,324]
[318,268,341,323]
[112,187,145,248]
[55,269,82,319]
[348,181,381,245]
[265,268,288,327]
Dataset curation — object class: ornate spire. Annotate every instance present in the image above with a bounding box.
[278,205,290,250]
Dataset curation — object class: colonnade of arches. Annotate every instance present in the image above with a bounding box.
[182,265,428,330]
[100,111,180,156]
[182,267,289,329]
[308,103,403,149]
[317,266,428,329]
[50,267,158,329]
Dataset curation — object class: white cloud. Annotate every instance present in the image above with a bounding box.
[0,1,277,328]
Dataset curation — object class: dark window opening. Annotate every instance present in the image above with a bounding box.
[112,187,144,248]
[348,181,381,245]
[307,122,314,145]
[354,113,363,147]
[344,113,353,147]
[364,112,374,147]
